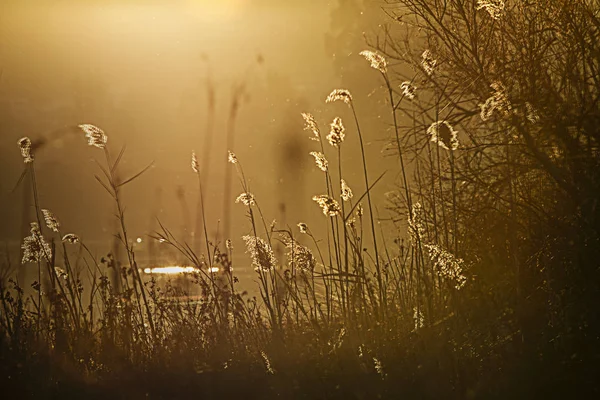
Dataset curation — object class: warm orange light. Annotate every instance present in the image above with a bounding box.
[185,0,247,19]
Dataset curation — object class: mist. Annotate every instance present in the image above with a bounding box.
[0,0,388,252]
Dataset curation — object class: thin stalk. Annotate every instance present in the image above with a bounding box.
[27,162,46,334]
[103,147,156,341]
[195,172,212,266]
[349,101,383,316]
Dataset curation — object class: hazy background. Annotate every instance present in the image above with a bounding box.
[0,0,397,267]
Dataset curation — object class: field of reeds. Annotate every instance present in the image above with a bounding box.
[2,1,600,398]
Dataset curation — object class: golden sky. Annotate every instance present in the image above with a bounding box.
[0,0,389,250]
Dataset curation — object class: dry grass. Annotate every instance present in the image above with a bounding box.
[2,1,600,397]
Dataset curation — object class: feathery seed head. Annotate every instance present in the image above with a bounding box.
[284,237,316,273]
[340,179,353,201]
[235,192,255,206]
[408,202,425,245]
[21,222,52,264]
[427,121,459,150]
[269,219,277,232]
[54,267,68,280]
[400,81,417,100]
[227,151,238,164]
[243,235,277,272]
[478,81,512,121]
[261,351,276,374]
[359,50,388,74]
[41,209,60,232]
[421,50,437,76]
[297,222,308,234]
[79,124,107,149]
[326,89,353,105]
[301,112,320,141]
[18,137,34,163]
[62,233,80,244]
[490,81,511,114]
[476,0,505,20]
[191,151,200,173]
[413,307,425,330]
[21,237,38,265]
[327,117,345,147]
[312,195,341,217]
[357,203,364,217]
[423,244,467,290]
[346,216,356,229]
[373,357,386,379]
[309,151,328,172]
[479,97,496,121]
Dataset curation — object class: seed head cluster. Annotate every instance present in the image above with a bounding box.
[191,151,200,173]
[235,192,255,206]
[242,235,277,272]
[309,151,328,172]
[18,137,34,163]
[479,97,496,121]
[42,209,60,233]
[413,307,425,330]
[423,244,468,290]
[408,202,425,245]
[312,195,342,217]
[340,179,353,201]
[476,0,505,20]
[356,203,364,217]
[346,217,356,229]
[359,50,388,74]
[284,237,317,273]
[421,50,437,76]
[297,222,308,234]
[62,233,80,244]
[301,112,320,141]
[400,81,417,100]
[427,121,459,151]
[327,117,345,147]
[79,124,108,149]
[326,89,353,105]
[54,267,68,280]
[479,81,512,121]
[261,351,276,374]
[21,222,52,265]
[373,357,386,379]
[227,151,238,164]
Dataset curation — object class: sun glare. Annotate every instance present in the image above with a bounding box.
[142,266,221,275]
[143,266,196,275]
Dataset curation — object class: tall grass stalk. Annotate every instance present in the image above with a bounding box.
[348,100,383,317]
[99,146,156,341]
